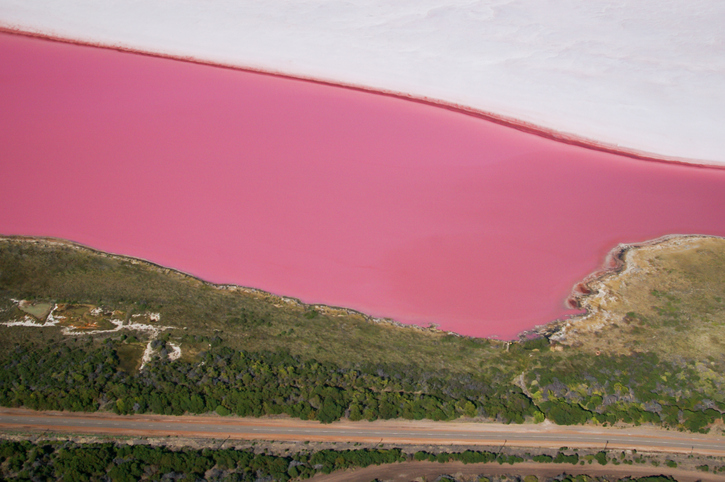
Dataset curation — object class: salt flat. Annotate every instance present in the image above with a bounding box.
[1,1,723,164]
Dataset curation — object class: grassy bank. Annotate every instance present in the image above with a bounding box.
[1,236,724,432]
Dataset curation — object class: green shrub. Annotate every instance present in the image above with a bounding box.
[594,451,608,465]
[532,455,553,463]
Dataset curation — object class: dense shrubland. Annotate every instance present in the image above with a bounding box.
[0,342,535,424]
[0,440,702,482]
[2,338,724,432]
[0,440,405,481]
[1,238,725,433]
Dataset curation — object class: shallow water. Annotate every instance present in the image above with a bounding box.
[2,32,725,338]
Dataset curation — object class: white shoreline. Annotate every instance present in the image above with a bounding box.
[1,1,724,165]
[1,299,178,370]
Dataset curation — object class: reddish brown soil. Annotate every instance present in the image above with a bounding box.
[310,461,724,482]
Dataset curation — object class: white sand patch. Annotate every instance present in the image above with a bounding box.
[1,301,177,371]
[139,340,156,371]
[167,342,182,362]
[2,303,63,327]
[132,312,160,321]
[1,1,724,164]
[2,303,173,337]
[1,315,48,327]
[45,304,64,324]
[61,318,172,337]
[138,337,180,370]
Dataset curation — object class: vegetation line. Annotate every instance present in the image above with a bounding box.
[1,235,724,434]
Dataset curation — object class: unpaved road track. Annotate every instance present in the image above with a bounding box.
[309,461,725,482]
[1,408,724,456]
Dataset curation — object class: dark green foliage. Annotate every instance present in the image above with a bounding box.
[593,451,608,465]
[682,408,721,433]
[632,477,676,482]
[414,451,429,461]
[455,450,497,464]
[520,337,550,351]
[496,454,524,465]
[527,350,724,432]
[3,328,721,431]
[0,344,120,412]
[0,443,659,481]
[480,387,537,423]
[0,441,413,481]
[1,239,724,433]
[1,343,534,424]
[556,475,598,482]
[553,452,579,465]
[309,448,404,473]
[532,455,553,463]
[539,401,593,426]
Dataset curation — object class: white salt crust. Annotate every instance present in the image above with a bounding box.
[1,1,724,165]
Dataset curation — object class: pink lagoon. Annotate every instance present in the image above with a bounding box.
[2,31,725,339]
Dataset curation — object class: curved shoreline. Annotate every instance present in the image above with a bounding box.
[0,235,435,336]
[5,233,722,343]
[2,26,724,171]
[564,234,715,310]
[542,233,725,343]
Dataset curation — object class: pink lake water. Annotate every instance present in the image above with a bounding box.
[2,32,725,339]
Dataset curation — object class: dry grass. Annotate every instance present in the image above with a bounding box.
[116,342,146,373]
[0,237,502,375]
[18,301,52,319]
[2,234,724,386]
[551,235,725,362]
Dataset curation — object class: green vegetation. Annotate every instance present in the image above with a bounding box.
[550,236,725,361]
[0,440,406,481]
[593,451,608,465]
[0,239,497,371]
[0,441,698,482]
[625,478,676,482]
[1,237,725,431]
[0,342,534,423]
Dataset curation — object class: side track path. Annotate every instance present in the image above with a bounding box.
[309,461,725,482]
[1,408,724,456]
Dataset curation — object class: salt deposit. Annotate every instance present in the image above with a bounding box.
[1,1,723,164]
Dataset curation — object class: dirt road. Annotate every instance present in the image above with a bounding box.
[309,461,724,482]
[1,408,724,457]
